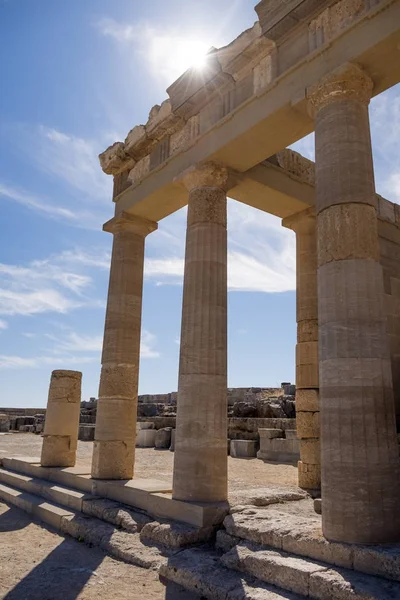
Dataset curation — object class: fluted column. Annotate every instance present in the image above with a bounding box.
[283,209,320,493]
[91,212,157,480]
[308,63,400,543]
[172,163,229,503]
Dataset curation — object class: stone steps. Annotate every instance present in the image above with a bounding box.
[1,456,93,492]
[0,462,216,558]
[159,547,303,600]
[0,478,168,570]
[222,508,400,583]
[221,542,400,600]
[0,467,93,511]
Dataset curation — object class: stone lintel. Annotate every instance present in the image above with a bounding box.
[282,206,316,231]
[255,0,339,41]
[167,53,234,119]
[176,162,234,193]
[307,62,374,113]
[103,212,158,236]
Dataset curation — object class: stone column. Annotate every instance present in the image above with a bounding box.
[91,212,157,480]
[41,370,82,468]
[172,163,229,503]
[308,63,400,543]
[283,209,320,494]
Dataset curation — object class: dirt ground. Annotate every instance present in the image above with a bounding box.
[0,502,197,600]
[0,434,298,599]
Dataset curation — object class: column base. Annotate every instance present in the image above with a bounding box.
[91,440,134,480]
[41,435,76,468]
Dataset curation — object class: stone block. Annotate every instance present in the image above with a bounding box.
[296,363,319,388]
[230,440,257,458]
[170,429,176,452]
[167,53,233,119]
[285,429,298,439]
[258,428,283,440]
[136,429,156,448]
[254,52,276,94]
[296,411,320,439]
[78,425,95,442]
[137,421,155,430]
[298,460,321,490]
[155,428,172,449]
[300,438,321,464]
[258,437,300,463]
[128,155,150,185]
[314,498,322,514]
[296,341,318,365]
[170,115,200,155]
[296,389,319,412]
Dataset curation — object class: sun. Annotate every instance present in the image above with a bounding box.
[173,39,210,75]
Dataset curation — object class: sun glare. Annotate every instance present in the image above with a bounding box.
[173,40,210,74]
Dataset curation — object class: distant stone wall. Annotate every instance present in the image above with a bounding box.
[0,407,46,417]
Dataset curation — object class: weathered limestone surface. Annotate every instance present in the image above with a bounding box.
[41,370,82,468]
[91,213,157,480]
[230,440,257,458]
[308,63,400,543]
[283,209,320,491]
[172,163,228,503]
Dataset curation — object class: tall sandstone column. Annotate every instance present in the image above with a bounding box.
[41,370,82,468]
[91,212,157,480]
[283,209,320,493]
[172,163,229,503]
[309,63,400,543]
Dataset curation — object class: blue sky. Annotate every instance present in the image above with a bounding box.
[0,1,399,408]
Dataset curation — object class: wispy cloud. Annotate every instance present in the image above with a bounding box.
[140,330,160,359]
[0,183,79,222]
[145,201,295,293]
[46,329,159,359]
[0,354,96,370]
[2,124,113,229]
[1,327,160,371]
[0,319,8,330]
[0,248,108,317]
[37,126,111,202]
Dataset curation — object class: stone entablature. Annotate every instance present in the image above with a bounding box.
[99,0,384,199]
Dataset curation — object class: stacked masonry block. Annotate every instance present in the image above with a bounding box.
[283,209,320,492]
[257,428,300,463]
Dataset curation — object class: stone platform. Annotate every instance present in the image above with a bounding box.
[0,456,227,527]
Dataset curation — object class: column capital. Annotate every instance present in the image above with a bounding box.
[308,63,373,114]
[176,162,232,192]
[282,207,316,232]
[103,212,158,236]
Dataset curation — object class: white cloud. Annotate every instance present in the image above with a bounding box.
[144,201,295,293]
[0,183,79,222]
[46,332,103,354]
[0,319,8,330]
[2,124,113,229]
[0,248,109,317]
[141,330,160,359]
[0,354,96,370]
[44,329,159,360]
[37,126,111,203]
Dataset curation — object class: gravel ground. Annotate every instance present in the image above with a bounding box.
[0,433,298,497]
